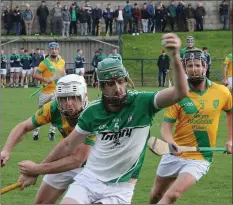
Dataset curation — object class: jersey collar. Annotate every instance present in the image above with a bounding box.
[188,78,212,96]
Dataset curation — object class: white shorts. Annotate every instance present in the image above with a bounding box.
[43,168,82,190]
[75,68,85,74]
[227,77,232,88]
[1,69,7,75]
[156,154,210,181]
[22,69,32,75]
[38,92,55,106]
[63,172,135,204]
[10,67,21,73]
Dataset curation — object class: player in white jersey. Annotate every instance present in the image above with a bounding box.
[33,33,189,204]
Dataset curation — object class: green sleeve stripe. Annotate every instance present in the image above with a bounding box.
[163,117,176,123]
[225,107,233,112]
[83,138,95,146]
[31,115,41,128]
[36,69,43,73]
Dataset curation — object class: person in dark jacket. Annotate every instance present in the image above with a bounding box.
[20,49,32,88]
[103,4,114,35]
[154,4,163,32]
[167,0,176,32]
[69,4,78,35]
[132,3,141,35]
[195,2,206,31]
[219,0,229,30]
[2,6,13,35]
[91,4,102,36]
[12,6,22,35]
[32,48,43,87]
[184,3,196,32]
[157,50,170,87]
[141,3,150,33]
[36,1,49,35]
[176,1,186,31]
[78,6,89,36]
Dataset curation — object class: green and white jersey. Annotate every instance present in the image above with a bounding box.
[108,53,122,62]
[75,90,160,183]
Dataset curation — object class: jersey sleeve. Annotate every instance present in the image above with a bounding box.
[223,89,233,112]
[83,133,96,146]
[224,56,230,65]
[163,104,179,123]
[140,91,161,114]
[75,106,93,134]
[36,61,46,73]
[31,102,52,127]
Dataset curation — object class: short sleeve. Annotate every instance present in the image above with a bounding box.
[223,89,233,112]
[31,102,52,127]
[36,61,46,73]
[224,56,230,65]
[163,104,179,123]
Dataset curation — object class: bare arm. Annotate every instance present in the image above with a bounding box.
[42,129,88,164]
[160,121,175,144]
[155,34,189,109]
[222,64,228,82]
[19,143,92,175]
[225,112,232,153]
[1,118,36,166]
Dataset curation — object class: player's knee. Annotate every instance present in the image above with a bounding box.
[164,190,181,202]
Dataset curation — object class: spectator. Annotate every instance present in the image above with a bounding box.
[114,6,124,36]
[74,49,85,76]
[108,48,122,62]
[161,4,168,32]
[147,0,155,32]
[103,3,114,36]
[2,6,13,35]
[9,48,21,88]
[23,4,34,35]
[36,0,49,35]
[91,4,102,36]
[32,48,43,87]
[69,4,78,35]
[20,49,32,88]
[195,1,206,31]
[219,0,229,30]
[154,4,163,32]
[167,0,176,32]
[12,6,22,36]
[91,50,101,88]
[40,48,47,60]
[157,49,170,87]
[141,3,150,33]
[132,3,141,36]
[176,1,186,31]
[51,1,63,35]
[62,5,71,37]
[184,3,196,32]
[1,49,7,88]
[78,6,88,36]
[124,0,133,34]
[203,47,211,79]
[84,1,92,35]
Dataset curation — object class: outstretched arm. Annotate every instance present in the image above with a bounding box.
[225,111,232,153]
[155,33,189,109]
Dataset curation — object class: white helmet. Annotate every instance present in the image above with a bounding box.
[56,74,88,117]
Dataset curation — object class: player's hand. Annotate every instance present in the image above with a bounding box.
[222,78,229,87]
[18,160,40,176]
[225,140,232,154]
[43,78,53,84]
[170,141,182,156]
[1,150,10,167]
[17,174,37,190]
[161,33,181,56]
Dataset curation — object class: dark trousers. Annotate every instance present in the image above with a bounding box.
[124,16,132,33]
[105,19,113,34]
[87,16,91,34]
[177,18,185,31]
[70,21,77,35]
[162,19,167,32]
[92,19,99,36]
[39,18,47,34]
[14,22,21,35]
[196,17,204,31]
[52,17,63,34]
[5,22,12,34]
[169,17,175,31]
[158,70,167,86]
[155,19,162,32]
[133,18,139,33]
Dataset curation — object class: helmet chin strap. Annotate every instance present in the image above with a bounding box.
[103,93,127,108]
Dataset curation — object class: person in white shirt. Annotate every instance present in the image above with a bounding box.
[115,6,124,35]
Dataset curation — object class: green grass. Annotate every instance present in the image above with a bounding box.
[1,88,232,204]
[121,31,232,86]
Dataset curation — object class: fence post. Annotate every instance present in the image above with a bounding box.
[141,59,144,86]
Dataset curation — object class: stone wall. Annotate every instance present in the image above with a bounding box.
[1,0,232,34]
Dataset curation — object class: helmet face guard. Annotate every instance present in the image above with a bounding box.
[182,49,207,85]
[186,36,195,48]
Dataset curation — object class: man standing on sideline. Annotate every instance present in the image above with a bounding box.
[149,49,232,204]
[222,51,232,91]
[91,4,102,36]
[33,42,65,141]
[28,33,189,204]
[1,49,8,88]
[124,0,133,34]
[108,48,122,62]
[9,48,21,88]
[184,3,196,32]
[167,0,176,32]
[157,49,170,87]
[195,1,206,31]
[32,48,43,87]
[202,47,211,79]
[103,3,114,36]
[23,4,34,35]
[219,0,229,30]
[36,1,49,35]
[74,49,85,76]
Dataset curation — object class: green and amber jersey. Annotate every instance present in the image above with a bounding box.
[31,100,95,146]
[164,79,232,162]
[224,53,232,77]
[36,56,65,94]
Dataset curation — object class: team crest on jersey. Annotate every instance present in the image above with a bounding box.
[37,107,44,116]
[127,114,133,123]
[213,100,219,109]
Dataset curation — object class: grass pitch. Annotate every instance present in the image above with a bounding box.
[1,88,232,204]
